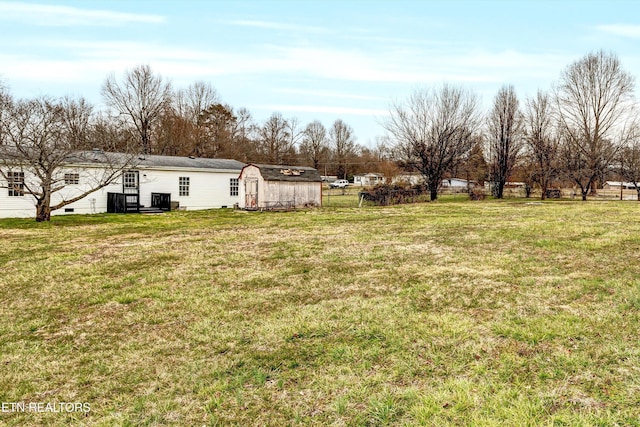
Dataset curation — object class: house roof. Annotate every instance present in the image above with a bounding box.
[606,181,638,187]
[71,151,245,171]
[242,163,322,182]
[134,154,244,170]
[354,172,384,177]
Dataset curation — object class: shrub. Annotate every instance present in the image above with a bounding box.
[359,184,429,206]
[469,185,486,201]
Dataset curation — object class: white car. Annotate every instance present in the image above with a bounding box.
[330,179,349,189]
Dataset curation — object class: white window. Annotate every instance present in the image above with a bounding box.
[230,178,239,196]
[123,171,138,189]
[64,173,80,185]
[179,177,190,196]
[7,171,25,197]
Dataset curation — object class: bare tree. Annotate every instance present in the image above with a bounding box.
[232,107,257,163]
[101,64,172,155]
[91,113,137,153]
[330,119,356,180]
[0,97,136,221]
[0,81,11,146]
[488,85,523,199]
[300,120,329,169]
[555,50,635,201]
[195,103,241,158]
[618,122,640,200]
[385,84,480,200]
[173,81,219,156]
[257,112,292,164]
[155,104,192,156]
[285,117,303,164]
[176,80,219,123]
[523,90,558,199]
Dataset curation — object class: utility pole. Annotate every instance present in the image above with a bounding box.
[621,156,624,200]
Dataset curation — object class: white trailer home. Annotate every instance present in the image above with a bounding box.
[0,152,245,218]
[238,164,322,210]
[353,173,385,187]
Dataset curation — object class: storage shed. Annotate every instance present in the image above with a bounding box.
[238,164,322,210]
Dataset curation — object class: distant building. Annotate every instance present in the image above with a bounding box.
[603,181,638,190]
[353,173,385,187]
[392,174,471,190]
[441,178,470,188]
[393,173,424,186]
[238,164,322,210]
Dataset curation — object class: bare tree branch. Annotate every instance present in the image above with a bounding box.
[330,119,356,180]
[300,120,329,170]
[488,85,523,199]
[555,50,635,200]
[523,90,559,199]
[101,64,172,155]
[385,84,480,200]
[0,96,136,221]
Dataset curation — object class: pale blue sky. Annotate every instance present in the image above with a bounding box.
[1,0,640,146]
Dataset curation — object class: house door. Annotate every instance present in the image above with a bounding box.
[245,178,258,209]
[122,170,140,212]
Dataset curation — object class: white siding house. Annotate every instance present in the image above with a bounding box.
[238,164,322,210]
[393,173,424,186]
[441,178,470,188]
[392,175,471,189]
[353,173,385,187]
[604,181,638,190]
[0,153,245,218]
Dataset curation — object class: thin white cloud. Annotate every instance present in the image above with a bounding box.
[450,49,566,77]
[1,39,563,100]
[273,88,386,101]
[227,19,328,34]
[265,45,503,84]
[0,2,164,26]
[255,104,389,116]
[596,24,640,38]
[1,31,567,92]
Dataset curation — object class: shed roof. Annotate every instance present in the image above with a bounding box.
[244,164,322,182]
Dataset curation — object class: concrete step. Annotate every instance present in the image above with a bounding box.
[138,207,165,214]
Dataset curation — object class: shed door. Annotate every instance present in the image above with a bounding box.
[245,178,258,209]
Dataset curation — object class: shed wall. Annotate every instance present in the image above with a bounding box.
[238,164,322,209]
[262,181,321,208]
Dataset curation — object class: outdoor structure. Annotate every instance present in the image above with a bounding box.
[238,164,322,210]
[391,174,471,190]
[441,178,470,189]
[0,152,245,218]
[603,181,638,190]
[393,173,424,186]
[353,173,386,187]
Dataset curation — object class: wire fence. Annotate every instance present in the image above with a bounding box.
[321,185,640,208]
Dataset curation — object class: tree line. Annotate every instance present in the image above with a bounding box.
[386,50,640,201]
[1,50,640,221]
[1,64,385,181]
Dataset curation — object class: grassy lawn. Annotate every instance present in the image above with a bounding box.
[1,199,640,426]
